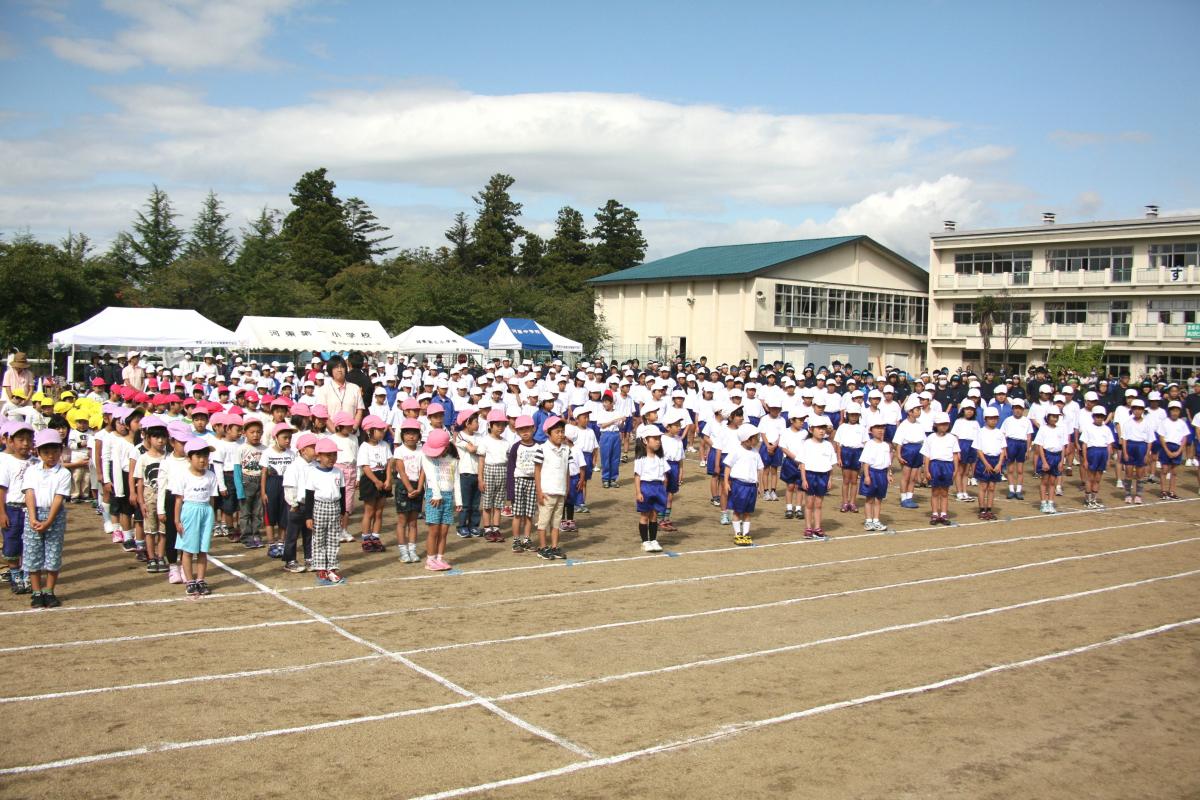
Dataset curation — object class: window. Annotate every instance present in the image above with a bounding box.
[998,302,1031,336]
[1108,300,1130,336]
[1046,245,1133,280]
[773,284,928,335]
[1147,298,1200,325]
[952,303,974,324]
[1149,353,1200,382]
[1101,353,1130,379]
[1044,301,1088,325]
[1149,243,1199,270]
[954,250,1033,277]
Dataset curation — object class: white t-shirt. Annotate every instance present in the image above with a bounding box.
[1120,416,1156,444]
[20,462,71,509]
[478,435,511,466]
[723,446,764,483]
[920,433,960,462]
[392,444,424,483]
[170,468,220,503]
[68,429,92,464]
[634,454,668,482]
[800,439,837,473]
[974,427,1007,457]
[950,418,980,442]
[533,442,573,495]
[305,463,344,502]
[512,442,539,479]
[893,419,927,446]
[757,414,786,445]
[661,434,684,463]
[859,439,892,470]
[1078,422,1116,448]
[833,423,868,449]
[779,427,809,459]
[1156,417,1189,446]
[330,433,358,465]
[1032,424,1070,453]
[357,441,391,472]
[0,452,34,496]
[1000,416,1034,441]
[282,456,309,507]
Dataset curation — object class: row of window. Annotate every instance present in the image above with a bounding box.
[773,285,928,334]
[951,299,1200,326]
[953,242,1199,276]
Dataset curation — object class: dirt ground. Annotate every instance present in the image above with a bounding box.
[0,456,1197,799]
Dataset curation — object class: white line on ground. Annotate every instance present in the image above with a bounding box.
[0,617,318,654]
[205,555,597,759]
[327,518,1169,623]
[409,615,1200,800]
[394,531,1197,657]
[0,589,266,618]
[1,568,1193,772]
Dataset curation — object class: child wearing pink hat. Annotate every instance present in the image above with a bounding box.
[171,439,220,597]
[454,409,482,538]
[506,415,539,553]
[419,429,461,571]
[0,422,35,594]
[477,408,511,542]
[356,415,391,552]
[391,419,424,563]
[20,430,72,607]
[281,433,317,572]
[306,438,346,585]
[330,412,359,543]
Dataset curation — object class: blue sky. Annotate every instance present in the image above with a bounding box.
[1,0,1197,261]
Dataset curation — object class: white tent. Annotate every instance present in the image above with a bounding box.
[236,316,391,352]
[51,307,241,349]
[390,325,486,355]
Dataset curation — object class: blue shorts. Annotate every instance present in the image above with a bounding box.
[958,439,977,465]
[1040,450,1062,477]
[828,412,841,429]
[637,481,668,514]
[583,451,595,480]
[859,467,889,499]
[780,459,801,487]
[805,470,831,498]
[884,424,897,443]
[1006,438,1028,463]
[900,443,923,469]
[1159,445,1183,466]
[1086,446,1110,473]
[705,448,719,477]
[3,504,25,560]
[423,489,456,526]
[666,461,681,494]
[974,453,1003,482]
[839,447,862,471]
[928,459,955,488]
[1122,441,1148,467]
[759,443,783,468]
[567,474,584,506]
[727,478,758,514]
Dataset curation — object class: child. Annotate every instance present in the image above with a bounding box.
[1080,406,1115,509]
[724,424,764,545]
[507,415,539,552]
[563,423,586,534]
[595,391,625,488]
[951,402,980,502]
[236,419,266,549]
[20,430,72,607]
[633,424,669,552]
[799,416,835,540]
[973,407,1007,520]
[105,409,137,552]
[281,433,317,573]
[921,412,959,525]
[1156,400,1188,500]
[534,416,573,559]
[133,419,168,573]
[893,405,926,509]
[454,409,482,539]
[833,407,867,513]
[477,408,510,542]
[330,413,359,543]
[0,422,34,594]
[569,407,597,513]
[1000,399,1033,500]
[66,413,92,503]
[1033,409,1069,513]
[391,419,425,563]
[420,429,461,571]
[1119,400,1154,505]
[757,401,786,501]
[171,438,220,597]
[259,424,295,551]
[305,438,346,585]
[660,417,685,532]
[357,415,392,551]
[858,421,891,531]
[779,412,808,521]
[216,414,242,540]
[159,423,192,584]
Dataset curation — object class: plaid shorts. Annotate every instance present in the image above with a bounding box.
[512,477,537,519]
[311,498,341,571]
[481,463,507,509]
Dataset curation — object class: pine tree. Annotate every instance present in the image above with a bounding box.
[343,197,395,262]
[518,232,546,278]
[591,199,648,275]
[184,190,236,265]
[280,168,358,285]
[470,174,524,275]
[444,211,472,266]
[127,185,184,287]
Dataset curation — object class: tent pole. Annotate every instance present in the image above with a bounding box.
[67,345,75,387]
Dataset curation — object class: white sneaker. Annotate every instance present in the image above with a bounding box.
[649,540,663,552]
[339,530,354,543]
[1115,479,1124,489]
[642,541,654,552]
[1055,486,1063,496]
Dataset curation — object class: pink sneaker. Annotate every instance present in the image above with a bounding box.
[435,557,452,571]
[112,530,124,543]
[424,557,441,571]
[167,564,183,584]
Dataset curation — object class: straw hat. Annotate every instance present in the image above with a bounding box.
[8,352,29,369]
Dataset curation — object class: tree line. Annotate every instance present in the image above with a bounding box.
[0,169,648,354]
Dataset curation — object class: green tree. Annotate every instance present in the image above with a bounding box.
[470,173,524,275]
[518,232,546,278]
[1048,342,1105,377]
[590,199,647,275]
[183,190,236,265]
[444,211,472,267]
[126,185,184,287]
[542,206,592,291]
[235,207,321,316]
[343,196,395,262]
[281,168,358,285]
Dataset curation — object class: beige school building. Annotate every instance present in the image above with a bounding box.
[589,235,930,372]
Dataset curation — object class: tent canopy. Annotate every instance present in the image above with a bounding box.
[465,318,582,352]
[390,325,485,355]
[236,316,390,352]
[51,307,241,349]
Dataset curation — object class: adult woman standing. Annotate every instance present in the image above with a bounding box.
[2,352,33,402]
[316,355,365,426]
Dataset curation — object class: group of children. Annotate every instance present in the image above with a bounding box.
[0,357,1194,607]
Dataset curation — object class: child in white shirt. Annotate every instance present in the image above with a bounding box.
[1033,410,1069,513]
[1157,401,1189,500]
[920,413,959,525]
[633,425,669,553]
[356,416,393,551]
[723,424,764,546]
[779,413,808,520]
[858,422,892,532]
[973,407,1007,520]
[799,416,836,539]
[1079,407,1115,509]
[1000,400,1034,500]
[833,409,867,514]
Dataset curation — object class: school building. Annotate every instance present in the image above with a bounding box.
[589,235,930,372]
[927,209,1200,380]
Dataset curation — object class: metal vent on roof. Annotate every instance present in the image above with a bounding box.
[943,220,956,232]
[1145,205,1159,218]
[1042,212,1057,225]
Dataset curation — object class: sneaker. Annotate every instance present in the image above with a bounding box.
[121,539,136,552]
[512,539,524,553]
[339,530,354,543]
[1055,486,1063,496]
[796,507,805,519]
[501,503,513,517]
[811,528,827,540]
[42,591,61,608]
[30,593,45,609]
[424,558,442,572]
[719,512,730,525]
[733,534,752,546]
[550,547,567,559]
[1124,495,1133,504]
[536,547,555,560]
[647,541,662,553]
[197,580,211,595]
[1016,491,1025,501]
[710,497,721,507]
[13,576,29,595]
[112,530,124,544]
[1133,495,1144,505]
[1006,489,1015,499]
[848,503,859,513]
[168,564,184,584]
[930,514,939,525]
[803,528,816,539]
[576,503,590,514]
[521,538,538,552]
[900,499,919,509]
[145,558,157,573]
[327,569,347,584]
[785,509,794,520]
[874,520,890,531]
[228,528,243,543]
[1115,479,1124,489]
[185,581,200,596]
[1048,503,1057,514]
[864,520,875,531]
[641,541,654,552]
[136,548,149,562]
[284,560,304,572]
[456,527,472,538]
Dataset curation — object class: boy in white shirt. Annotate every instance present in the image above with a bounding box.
[723,424,764,546]
[1119,400,1155,504]
[1032,409,1069,513]
[20,430,72,607]
[858,422,892,531]
[973,407,1007,520]
[1079,406,1115,509]
[799,416,836,540]
[1157,400,1189,500]
[757,401,786,502]
[779,412,808,521]
[1000,399,1033,501]
[533,417,572,560]
[920,412,959,525]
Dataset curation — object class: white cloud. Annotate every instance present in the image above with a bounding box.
[43,0,298,72]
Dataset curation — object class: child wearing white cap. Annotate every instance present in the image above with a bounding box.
[973,407,1007,519]
[723,424,764,546]
[1079,407,1115,509]
[920,412,959,525]
[1000,400,1033,500]
[1033,409,1070,513]
[1156,400,1189,500]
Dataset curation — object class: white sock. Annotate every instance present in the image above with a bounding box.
[1016,484,1022,492]
[786,504,793,511]
[743,522,751,537]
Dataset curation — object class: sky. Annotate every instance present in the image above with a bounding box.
[1,0,1197,263]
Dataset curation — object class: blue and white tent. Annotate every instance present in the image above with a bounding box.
[465,318,582,352]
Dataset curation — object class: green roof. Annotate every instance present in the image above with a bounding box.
[588,235,925,285]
